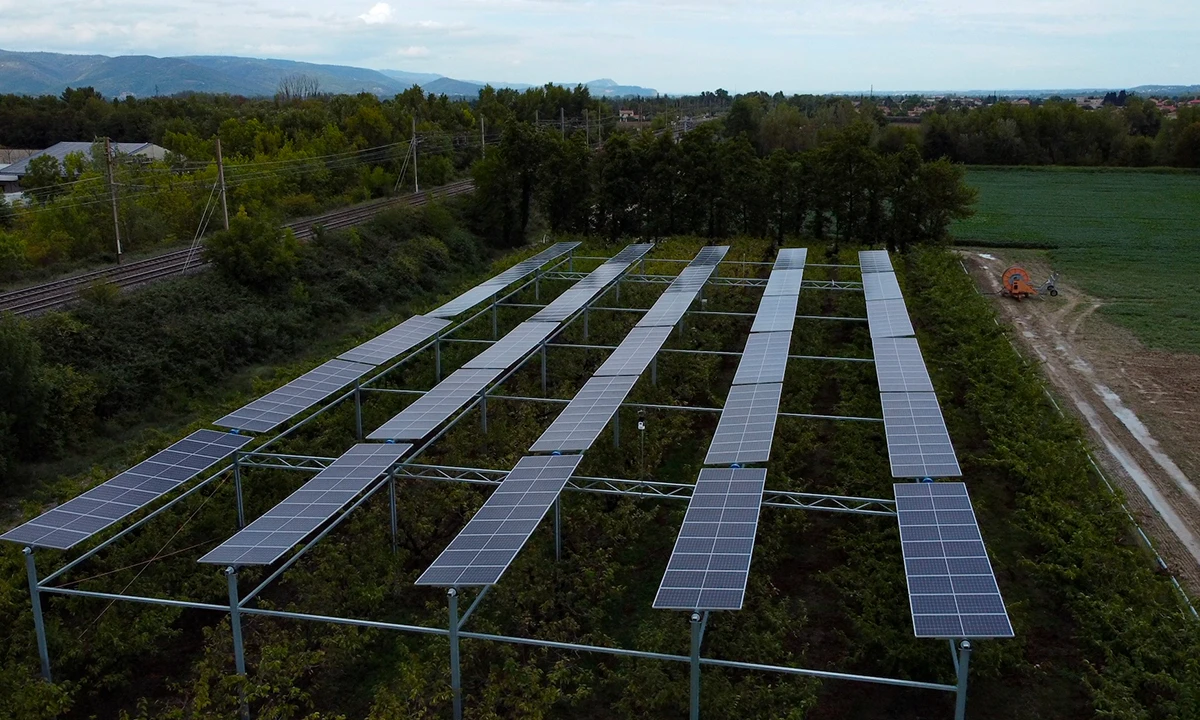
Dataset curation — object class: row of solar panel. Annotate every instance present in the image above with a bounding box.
[1,244,583,551]
[418,246,730,586]
[654,249,807,611]
[857,251,961,480]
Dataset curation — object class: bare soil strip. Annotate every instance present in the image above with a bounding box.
[960,251,1200,593]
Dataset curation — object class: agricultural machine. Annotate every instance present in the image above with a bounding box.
[1000,266,1060,300]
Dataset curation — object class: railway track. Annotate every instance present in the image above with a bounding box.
[0,180,475,317]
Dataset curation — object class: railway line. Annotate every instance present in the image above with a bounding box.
[0,179,474,317]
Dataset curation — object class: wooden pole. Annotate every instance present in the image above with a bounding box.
[105,137,122,263]
[215,137,229,231]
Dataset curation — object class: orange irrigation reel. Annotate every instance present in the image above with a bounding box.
[1000,266,1059,300]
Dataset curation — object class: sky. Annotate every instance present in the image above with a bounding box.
[0,0,1196,94]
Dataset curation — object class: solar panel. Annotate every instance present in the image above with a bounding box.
[731,332,791,386]
[881,392,962,478]
[750,294,800,333]
[416,454,584,586]
[367,367,503,440]
[894,482,1014,638]
[199,443,411,566]
[858,250,894,274]
[863,272,904,301]
[774,248,808,270]
[704,383,783,465]
[609,243,656,264]
[693,246,730,266]
[594,326,674,377]
[653,467,767,610]
[529,375,640,452]
[530,244,654,323]
[462,322,557,369]
[865,298,915,339]
[872,337,935,393]
[1,430,251,550]
[762,269,806,297]
[665,265,717,293]
[215,359,374,433]
[530,288,598,323]
[338,315,451,366]
[427,242,580,318]
[638,293,698,327]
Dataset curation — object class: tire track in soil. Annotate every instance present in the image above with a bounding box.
[960,251,1200,593]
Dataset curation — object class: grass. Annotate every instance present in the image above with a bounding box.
[951,167,1200,353]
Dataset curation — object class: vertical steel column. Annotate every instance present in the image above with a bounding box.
[233,452,246,530]
[568,249,574,272]
[480,392,488,434]
[535,269,540,301]
[226,567,249,720]
[615,281,621,303]
[613,410,620,448]
[388,476,399,556]
[354,379,364,441]
[554,498,562,561]
[541,341,548,394]
[491,296,498,340]
[583,308,589,341]
[954,640,972,720]
[690,612,702,720]
[435,336,442,382]
[651,357,657,386]
[23,548,52,682]
[448,589,463,720]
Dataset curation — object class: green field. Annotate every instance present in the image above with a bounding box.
[952,167,1200,353]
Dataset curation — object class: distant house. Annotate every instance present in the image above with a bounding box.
[4,141,167,189]
[619,109,641,121]
[0,164,19,194]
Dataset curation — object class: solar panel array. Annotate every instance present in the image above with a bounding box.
[214,359,375,434]
[653,468,767,610]
[529,375,639,452]
[774,247,808,270]
[200,443,411,566]
[416,454,583,586]
[872,338,935,393]
[427,242,580,318]
[881,393,962,478]
[750,293,801,333]
[858,249,894,274]
[704,383,783,465]
[462,321,557,369]
[368,367,501,440]
[856,252,962,479]
[894,482,1013,638]
[338,315,451,366]
[593,326,674,376]
[530,244,654,323]
[1,430,251,549]
[731,331,791,386]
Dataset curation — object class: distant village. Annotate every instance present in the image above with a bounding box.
[850,92,1199,120]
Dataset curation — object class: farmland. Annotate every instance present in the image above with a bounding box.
[951,167,1200,353]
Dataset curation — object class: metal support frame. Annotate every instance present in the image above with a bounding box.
[233,452,246,530]
[11,250,990,720]
[354,379,364,441]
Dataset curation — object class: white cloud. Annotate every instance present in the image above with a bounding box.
[358,2,392,24]
[393,45,430,57]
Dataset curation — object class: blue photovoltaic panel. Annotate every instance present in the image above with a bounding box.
[881,392,962,478]
[863,272,904,301]
[214,359,374,433]
[762,269,806,297]
[858,250,894,274]
[530,243,654,323]
[462,321,557,369]
[731,331,791,386]
[704,383,783,465]
[774,248,808,270]
[866,299,915,339]
[199,443,411,566]
[653,467,767,610]
[427,242,580,318]
[367,367,503,440]
[693,246,730,266]
[1,430,251,549]
[750,294,800,334]
[638,293,698,327]
[338,315,450,366]
[529,375,639,452]
[872,337,935,393]
[417,454,584,586]
[594,326,674,377]
[895,482,1014,639]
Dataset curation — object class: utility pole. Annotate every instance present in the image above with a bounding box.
[480,117,485,158]
[215,137,229,231]
[104,137,122,263]
[560,107,565,139]
[411,116,419,193]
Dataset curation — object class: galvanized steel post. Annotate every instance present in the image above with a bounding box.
[690,612,702,720]
[583,307,589,341]
[354,378,363,441]
[491,296,498,340]
[541,341,548,394]
[554,498,562,561]
[448,589,463,720]
[23,548,52,682]
[388,476,398,556]
[226,567,249,720]
[233,452,245,530]
[954,640,971,720]
[435,336,442,382]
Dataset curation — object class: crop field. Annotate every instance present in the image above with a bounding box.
[3,235,1199,720]
[952,167,1200,353]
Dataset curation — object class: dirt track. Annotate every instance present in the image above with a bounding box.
[960,251,1200,594]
